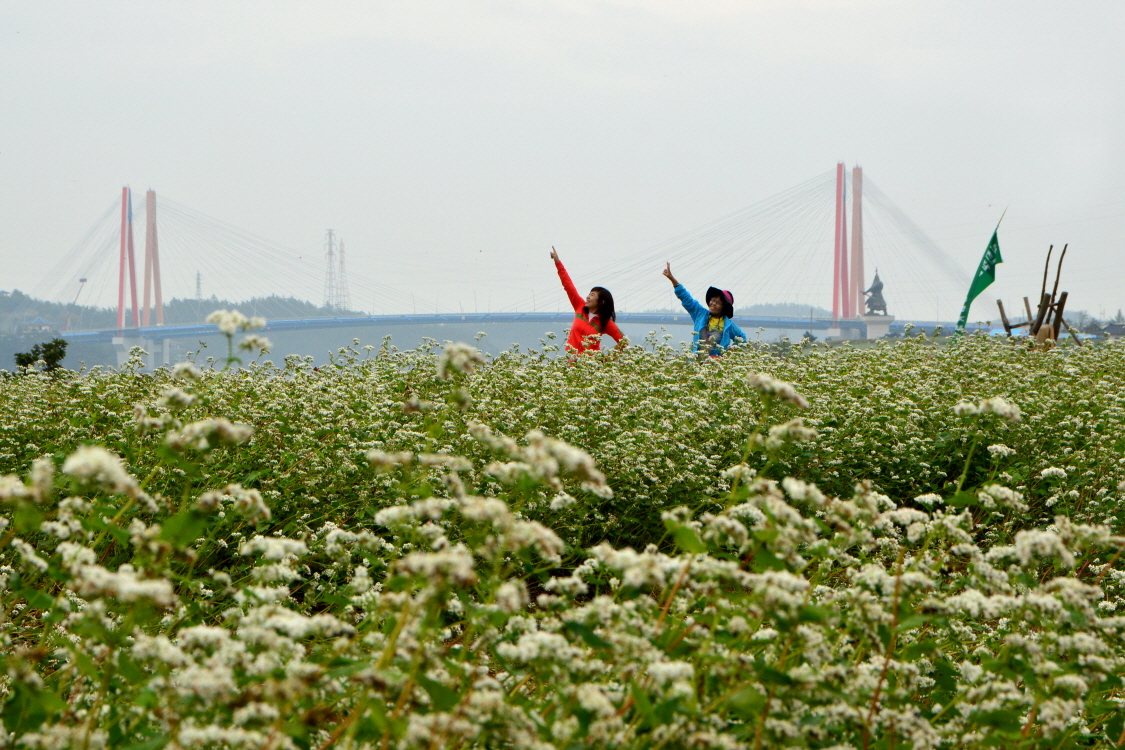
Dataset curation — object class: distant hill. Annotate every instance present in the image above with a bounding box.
[735,302,833,319]
[637,301,833,319]
[0,290,366,333]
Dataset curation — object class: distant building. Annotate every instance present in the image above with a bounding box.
[16,317,55,334]
[1103,323,1125,338]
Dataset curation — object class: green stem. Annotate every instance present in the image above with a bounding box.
[955,432,982,495]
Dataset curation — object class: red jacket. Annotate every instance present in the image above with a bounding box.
[555,260,623,352]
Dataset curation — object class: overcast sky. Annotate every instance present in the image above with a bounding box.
[3,1,1124,322]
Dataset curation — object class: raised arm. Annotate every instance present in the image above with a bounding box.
[551,247,585,312]
[673,281,708,319]
[662,262,680,287]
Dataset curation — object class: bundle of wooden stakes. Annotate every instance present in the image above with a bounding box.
[996,244,1083,346]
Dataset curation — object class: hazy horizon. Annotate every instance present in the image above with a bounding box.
[3,2,1123,324]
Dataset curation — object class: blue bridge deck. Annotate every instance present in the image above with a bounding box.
[60,313,978,344]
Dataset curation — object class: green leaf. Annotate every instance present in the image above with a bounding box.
[901,639,939,660]
[72,649,99,680]
[326,661,373,680]
[563,621,612,650]
[798,605,829,623]
[106,522,131,547]
[946,491,978,508]
[415,675,460,712]
[757,666,793,686]
[631,683,656,726]
[159,509,208,548]
[973,708,1022,733]
[752,547,786,573]
[120,737,168,750]
[117,652,147,685]
[18,588,55,613]
[726,686,767,719]
[2,682,65,734]
[354,702,389,741]
[13,504,43,534]
[896,613,932,632]
[654,696,682,724]
[663,518,706,554]
[1103,709,1125,746]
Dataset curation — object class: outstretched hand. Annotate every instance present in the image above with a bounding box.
[662,262,679,286]
[550,246,560,263]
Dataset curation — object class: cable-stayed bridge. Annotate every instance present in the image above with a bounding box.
[39,165,981,363]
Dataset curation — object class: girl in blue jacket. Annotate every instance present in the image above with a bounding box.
[663,263,746,357]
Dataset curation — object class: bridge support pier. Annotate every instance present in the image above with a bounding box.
[824,325,860,341]
[111,336,172,369]
[112,336,152,368]
[861,314,895,340]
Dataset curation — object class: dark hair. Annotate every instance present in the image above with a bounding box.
[586,286,616,324]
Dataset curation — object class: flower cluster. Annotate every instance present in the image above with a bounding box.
[0,334,1124,747]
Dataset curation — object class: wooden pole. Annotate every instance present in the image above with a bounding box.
[1051,291,1068,340]
[997,300,1013,336]
[1023,296,1033,324]
[1048,244,1068,310]
[1032,292,1051,335]
[1061,318,1084,346]
[1039,245,1054,308]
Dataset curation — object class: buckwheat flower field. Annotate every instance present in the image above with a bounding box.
[2,327,1125,749]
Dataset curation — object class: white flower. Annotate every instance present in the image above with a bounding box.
[61,445,138,496]
[350,566,372,594]
[575,683,616,716]
[238,334,272,352]
[11,538,48,571]
[767,418,818,447]
[959,661,983,683]
[366,450,414,469]
[507,521,565,562]
[156,387,196,410]
[1041,467,1068,479]
[171,361,203,380]
[166,418,253,451]
[226,484,271,522]
[549,492,577,510]
[781,477,826,506]
[746,373,808,408]
[0,474,29,501]
[206,309,265,335]
[437,342,486,380]
[914,493,943,507]
[721,464,757,482]
[648,660,694,685]
[495,580,528,613]
[953,400,979,416]
[978,396,1021,421]
[374,505,416,527]
[69,562,178,608]
[396,543,477,585]
[987,444,1016,457]
[239,535,308,561]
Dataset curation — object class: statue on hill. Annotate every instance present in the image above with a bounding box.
[863,271,888,315]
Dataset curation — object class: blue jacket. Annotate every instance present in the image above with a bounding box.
[674,284,746,354]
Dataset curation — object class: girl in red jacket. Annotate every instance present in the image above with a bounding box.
[550,247,626,353]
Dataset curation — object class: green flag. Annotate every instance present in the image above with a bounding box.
[957,230,1002,330]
